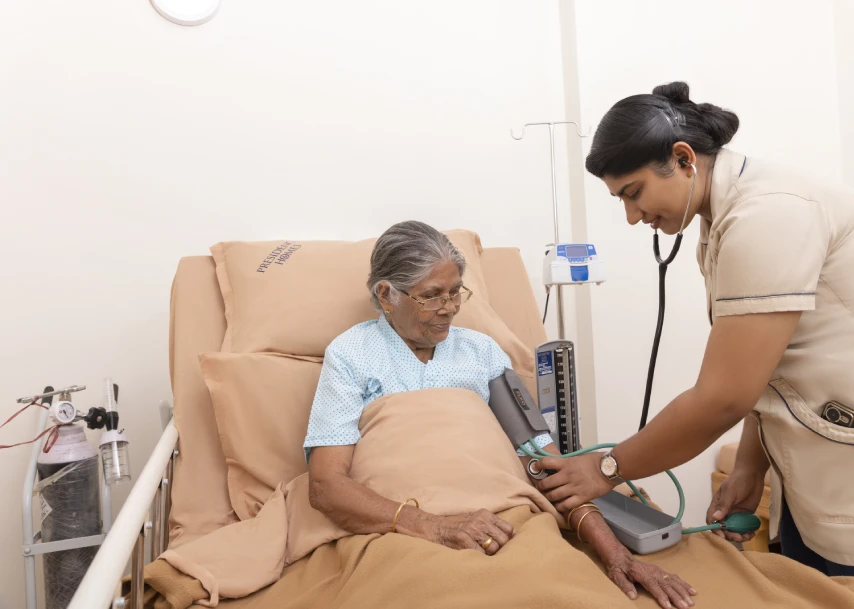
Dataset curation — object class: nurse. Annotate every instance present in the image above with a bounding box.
[536,82,854,575]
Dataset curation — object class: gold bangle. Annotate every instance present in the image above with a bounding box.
[567,502,598,525]
[575,508,601,544]
[392,498,419,533]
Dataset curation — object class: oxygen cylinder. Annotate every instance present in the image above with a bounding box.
[37,424,101,609]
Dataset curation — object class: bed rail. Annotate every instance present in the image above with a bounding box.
[68,418,179,609]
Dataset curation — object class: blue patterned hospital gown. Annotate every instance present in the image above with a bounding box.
[303,314,553,460]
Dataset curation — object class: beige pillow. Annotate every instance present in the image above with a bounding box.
[211,230,489,356]
[210,230,537,390]
[199,352,322,521]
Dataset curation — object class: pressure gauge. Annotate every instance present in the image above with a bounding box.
[51,401,78,425]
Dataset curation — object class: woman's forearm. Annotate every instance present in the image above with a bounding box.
[310,472,433,538]
[569,507,626,560]
[612,387,743,481]
[734,415,770,475]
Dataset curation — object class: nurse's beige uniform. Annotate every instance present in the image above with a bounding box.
[698,149,854,565]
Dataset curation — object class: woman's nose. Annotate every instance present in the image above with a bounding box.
[624,201,643,226]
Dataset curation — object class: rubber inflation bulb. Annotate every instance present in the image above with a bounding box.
[723,512,762,535]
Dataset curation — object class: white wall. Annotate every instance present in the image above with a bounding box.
[0,2,573,607]
[574,0,844,525]
[835,0,854,188]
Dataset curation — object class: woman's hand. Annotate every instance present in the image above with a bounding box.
[706,467,765,543]
[569,505,695,608]
[535,452,615,513]
[426,509,515,555]
[603,546,696,609]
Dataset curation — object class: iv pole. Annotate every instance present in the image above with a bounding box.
[511,121,590,339]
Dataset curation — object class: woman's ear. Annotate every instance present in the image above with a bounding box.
[376,282,393,311]
[671,141,697,171]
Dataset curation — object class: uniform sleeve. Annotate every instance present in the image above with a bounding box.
[484,338,554,456]
[714,195,829,317]
[303,346,364,461]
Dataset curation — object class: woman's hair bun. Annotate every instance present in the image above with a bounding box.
[585,81,740,178]
[697,103,739,148]
[652,81,691,104]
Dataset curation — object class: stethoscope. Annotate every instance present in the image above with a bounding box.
[638,159,697,431]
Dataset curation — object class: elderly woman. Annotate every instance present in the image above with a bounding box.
[304,221,695,609]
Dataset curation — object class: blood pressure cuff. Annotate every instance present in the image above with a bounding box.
[487,368,551,449]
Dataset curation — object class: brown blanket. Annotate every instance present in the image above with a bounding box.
[139,506,854,609]
[131,389,854,608]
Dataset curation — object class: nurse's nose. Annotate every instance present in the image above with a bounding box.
[624,200,643,226]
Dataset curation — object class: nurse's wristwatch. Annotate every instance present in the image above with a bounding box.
[599,451,625,486]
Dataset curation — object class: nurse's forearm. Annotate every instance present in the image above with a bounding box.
[733,416,770,476]
[612,312,799,482]
[611,387,743,480]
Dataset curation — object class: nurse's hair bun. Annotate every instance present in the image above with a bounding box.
[697,101,740,148]
[652,81,691,104]
[585,80,740,178]
[652,81,739,149]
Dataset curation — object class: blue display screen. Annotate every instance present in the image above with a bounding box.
[537,351,553,376]
[557,244,591,259]
[563,245,588,258]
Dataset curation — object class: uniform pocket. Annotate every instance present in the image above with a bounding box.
[769,379,854,446]
[765,379,854,528]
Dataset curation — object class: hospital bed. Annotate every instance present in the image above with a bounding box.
[68,239,852,609]
[69,245,548,609]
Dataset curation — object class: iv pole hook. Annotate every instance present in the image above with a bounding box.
[510,121,591,141]
[510,120,590,340]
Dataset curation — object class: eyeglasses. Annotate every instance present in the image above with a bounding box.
[401,286,473,312]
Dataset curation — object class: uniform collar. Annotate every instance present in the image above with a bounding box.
[701,148,746,242]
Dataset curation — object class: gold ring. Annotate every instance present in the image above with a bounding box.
[480,537,493,550]
[663,575,670,580]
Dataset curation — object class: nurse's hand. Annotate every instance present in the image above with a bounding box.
[535,452,616,513]
[705,468,765,543]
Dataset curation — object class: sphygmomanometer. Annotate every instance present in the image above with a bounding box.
[488,368,760,555]
[486,161,759,554]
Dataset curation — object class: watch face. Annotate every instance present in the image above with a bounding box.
[601,456,618,477]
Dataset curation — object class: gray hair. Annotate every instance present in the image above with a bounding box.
[367,221,466,311]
